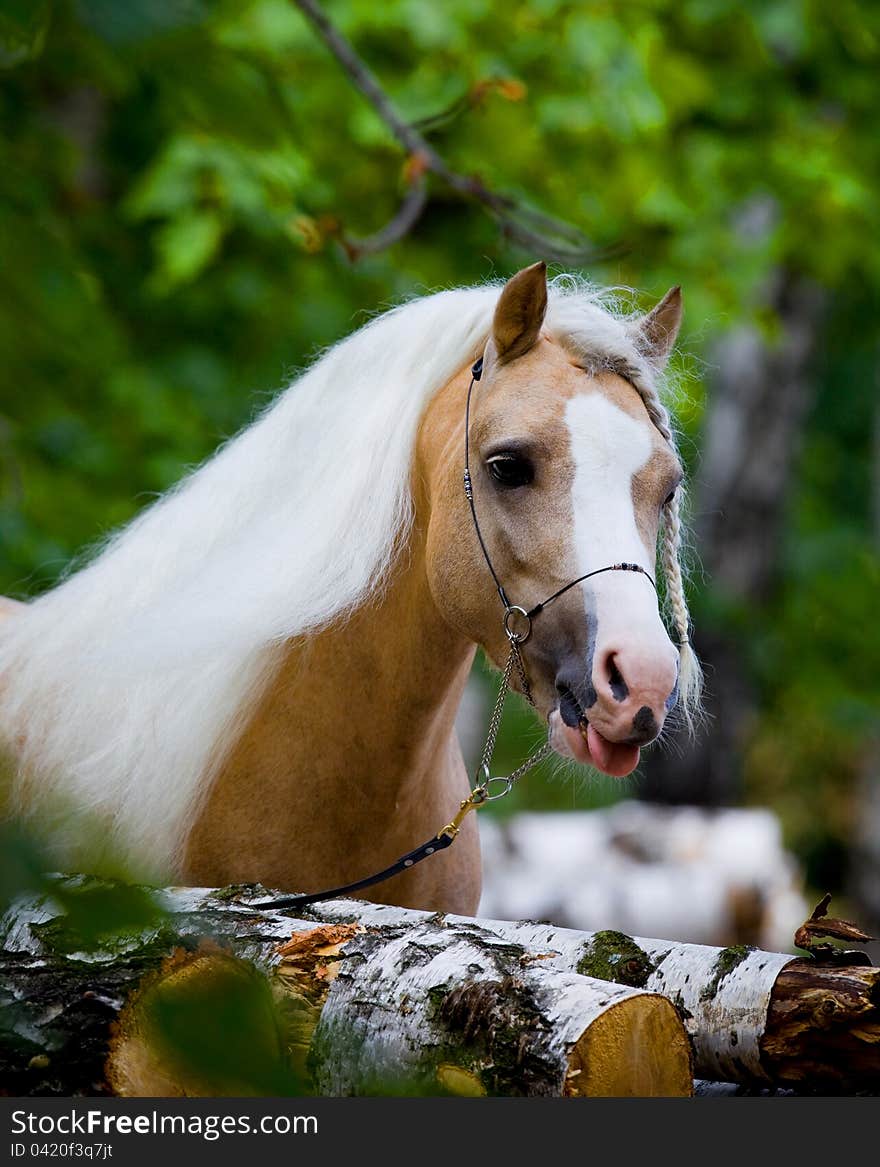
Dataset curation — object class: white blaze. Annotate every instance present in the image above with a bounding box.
[564,393,667,643]
[565,393,652,572]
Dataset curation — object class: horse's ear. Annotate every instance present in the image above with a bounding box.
[634,286,682,368]
[491,261,548,364]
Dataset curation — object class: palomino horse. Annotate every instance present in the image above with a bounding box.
[0,263,700,914]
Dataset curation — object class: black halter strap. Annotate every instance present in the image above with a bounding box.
[464,356,656,627]
[463,357,513,609]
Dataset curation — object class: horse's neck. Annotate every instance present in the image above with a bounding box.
[182,519,477,896]
[275,541,476,787]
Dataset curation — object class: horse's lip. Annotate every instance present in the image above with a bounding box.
[550,699,642,778]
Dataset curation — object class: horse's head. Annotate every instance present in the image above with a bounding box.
[422,262,700,778]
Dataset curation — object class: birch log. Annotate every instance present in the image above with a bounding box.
[0,879,692,1098]
[4,880,877,1094]
[302,897,880,1092]
[299,918,691,1096]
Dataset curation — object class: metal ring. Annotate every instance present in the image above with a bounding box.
[472,767,514,803]
[503,605,532,644]
[481,776,514,802]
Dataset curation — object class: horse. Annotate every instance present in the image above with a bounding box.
[0,262,701,915]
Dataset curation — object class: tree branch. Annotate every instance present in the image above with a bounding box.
[291,0,601,264]
[341,176,428,260]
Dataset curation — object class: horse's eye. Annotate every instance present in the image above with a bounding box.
[486,453,534,489]
[663,489,676,507]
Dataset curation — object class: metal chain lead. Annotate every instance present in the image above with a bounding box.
[470,642,552,806]
[477,648,518,777]
[502,739,553,787]
[510,638,534,704]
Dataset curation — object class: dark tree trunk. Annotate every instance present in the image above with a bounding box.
[641,271,826,805]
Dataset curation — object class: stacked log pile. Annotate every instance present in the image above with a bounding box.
[1,879,877,1097]
[477,805,808,949]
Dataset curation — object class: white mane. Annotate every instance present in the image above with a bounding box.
[0,278,668,877]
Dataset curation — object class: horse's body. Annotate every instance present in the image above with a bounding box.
[183,443,482,911]
[0,265,700,913]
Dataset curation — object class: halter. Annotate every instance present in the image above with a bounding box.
[253,356,657,913]
[464,355,657,629]
[455,354,657,804]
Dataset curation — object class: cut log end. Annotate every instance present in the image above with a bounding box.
[107,947,293,1098]
[107,950,227,1098]
[566,994,694,1097]
[762,959,880,1092]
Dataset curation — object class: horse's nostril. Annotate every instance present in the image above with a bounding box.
[607,654,629,702]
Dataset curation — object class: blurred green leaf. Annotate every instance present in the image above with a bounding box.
[151,208,225,291]
[0,822,54,917]
[43,879,167,953]
[144,954,307,1095]
[74,0,207,45]
[0,0,52,69]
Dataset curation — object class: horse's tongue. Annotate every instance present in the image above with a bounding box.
[585,724,640,777]
[561,721,640,778]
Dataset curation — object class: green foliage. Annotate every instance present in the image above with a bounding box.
[0,821,164,949]
[0,821,53,919]
[143,952,306,1096]
[30,878,167,954]
[0,1,52,68]
[0,1,877,880]
[0,860,308,1096]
